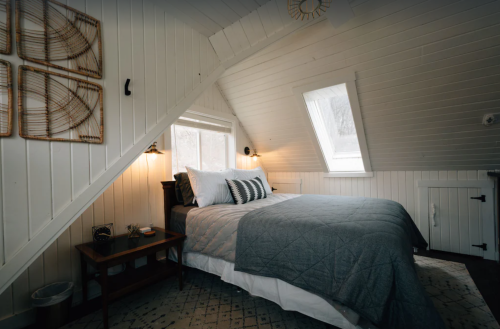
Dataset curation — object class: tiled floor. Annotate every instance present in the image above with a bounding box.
[49,254,500,329]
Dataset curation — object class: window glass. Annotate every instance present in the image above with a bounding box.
[172,125,199,177]
[171,125,227,178]
[303,83,364,172]
[201,130,227,172]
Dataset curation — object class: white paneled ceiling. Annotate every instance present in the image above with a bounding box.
[218,0,500,172]
[165,0,272,37]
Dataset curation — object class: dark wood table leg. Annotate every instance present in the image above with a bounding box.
[100,266,109,329]
[177,244,183,291]
[80,254,88,304]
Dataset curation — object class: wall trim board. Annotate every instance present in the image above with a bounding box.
[0,65,226,297]
[323,172,374,178]
[186,104,238,122]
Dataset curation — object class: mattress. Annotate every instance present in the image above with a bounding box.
[171,204,196,235]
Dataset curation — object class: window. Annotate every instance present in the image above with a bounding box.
[171,113,230,177]
[302,82,367,172]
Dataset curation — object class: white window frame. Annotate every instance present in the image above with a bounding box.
[292,71,372,176]
[167,105,238,178]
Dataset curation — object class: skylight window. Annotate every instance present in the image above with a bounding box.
[303,83,365,172]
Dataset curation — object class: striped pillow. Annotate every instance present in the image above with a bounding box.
[225,177,267,205]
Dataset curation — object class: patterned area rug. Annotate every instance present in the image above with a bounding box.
[61,256,499,329]
[416,256,499,329]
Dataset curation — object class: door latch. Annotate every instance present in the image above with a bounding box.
[470,195,486,202]
[272,187,277,191]
[472,243,487,251]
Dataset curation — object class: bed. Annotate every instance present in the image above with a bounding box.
[161,181,444,329]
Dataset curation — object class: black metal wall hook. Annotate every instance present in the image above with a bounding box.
[125,79,131,96]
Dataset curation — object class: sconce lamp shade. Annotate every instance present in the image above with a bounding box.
[250,149,261,162]
[144,142,163,161]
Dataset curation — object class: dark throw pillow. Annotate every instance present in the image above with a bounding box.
[174,172,197,206]
[225,177,267,205]
[173,175,184,204]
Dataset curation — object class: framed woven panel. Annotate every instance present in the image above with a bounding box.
[0,0,11,55]
[18,65,103,143]
[0,59,12,137]
[16,0,102,79]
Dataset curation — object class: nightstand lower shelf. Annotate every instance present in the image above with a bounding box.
[95,260,176,301]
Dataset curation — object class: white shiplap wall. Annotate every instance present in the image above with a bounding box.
[219,0,500,172]
[165,0,272,37]
[0,0,223,322]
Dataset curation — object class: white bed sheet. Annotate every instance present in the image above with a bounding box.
[169,249,376,329]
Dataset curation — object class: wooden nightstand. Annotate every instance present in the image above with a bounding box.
[75,227,186,329]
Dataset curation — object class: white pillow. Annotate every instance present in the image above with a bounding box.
[232,167,272,195]
[186,167,235,208]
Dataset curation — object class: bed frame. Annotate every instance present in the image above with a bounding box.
[161,181,179,231]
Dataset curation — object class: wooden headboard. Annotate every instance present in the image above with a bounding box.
[161,181,178,231]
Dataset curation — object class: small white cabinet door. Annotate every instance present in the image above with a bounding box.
[429,188,483,257]
[270,182,301,194]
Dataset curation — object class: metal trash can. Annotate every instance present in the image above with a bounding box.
[31,282,74,329]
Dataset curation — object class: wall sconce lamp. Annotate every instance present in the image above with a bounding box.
[244,147,261,162]
[144,142,163,161]
[251,149,261,162]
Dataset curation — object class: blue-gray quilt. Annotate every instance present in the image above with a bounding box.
[234,194,444,329]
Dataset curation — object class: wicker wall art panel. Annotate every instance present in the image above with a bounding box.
[0,59,12,137]
[18,65,103,143]
[0,0,11,55]
[16,0,102,79]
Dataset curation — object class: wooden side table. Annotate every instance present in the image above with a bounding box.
[76,227,186,329]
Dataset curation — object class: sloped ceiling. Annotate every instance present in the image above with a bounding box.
[218,0,500,172]
[165,0,271,37]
